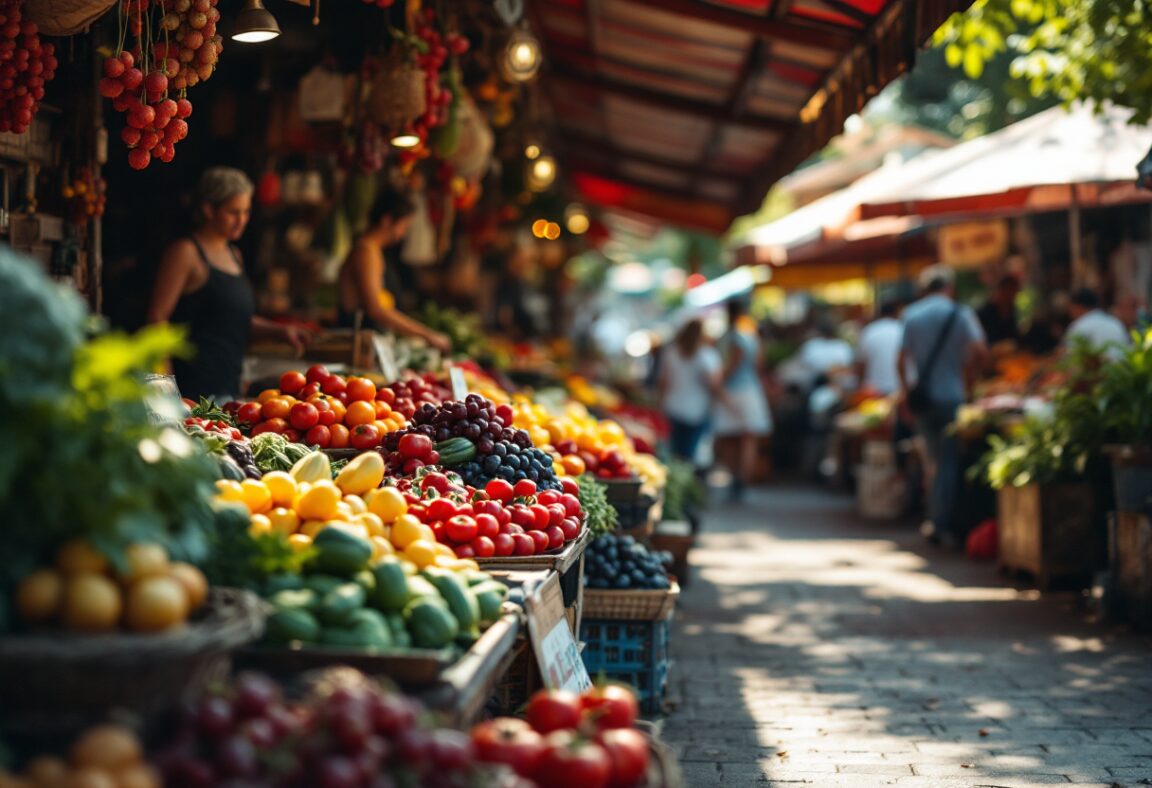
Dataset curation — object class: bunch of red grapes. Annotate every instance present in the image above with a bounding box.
[0,0,57,135]
[99,0,222,169]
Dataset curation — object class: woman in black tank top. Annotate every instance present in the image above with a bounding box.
[148,167,311,400]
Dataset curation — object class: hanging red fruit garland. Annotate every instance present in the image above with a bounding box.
[0,0,57,135]
[98,0,223,169]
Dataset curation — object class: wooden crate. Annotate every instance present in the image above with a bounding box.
[1112,512,1152,629]
[997,483,1106,589]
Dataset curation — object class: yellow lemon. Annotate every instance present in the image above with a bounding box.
[371,536,396,560]
[248,514,272,536]
[214,479,245,505]
[366,487,408,523]
[343,495,367,515]
[262,471,298,507]
[299,520,329,539]
[391,514,434,548]
[287,533,312,551]
[239,480,273,514]
[356,512,385,537]
[295,481,341,521]
[403,539,439,569]
[267,507,300,535]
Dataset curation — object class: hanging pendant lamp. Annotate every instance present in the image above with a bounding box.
[232,0,281,43]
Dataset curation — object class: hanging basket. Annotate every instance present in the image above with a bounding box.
[367,59,426,129]
[24,0,116,36]
[449,96,495,181]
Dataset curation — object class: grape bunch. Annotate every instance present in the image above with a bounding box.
[0,0,57,135]
[385,394,509,451]
[584,533,673,590]
[455,443,562,492]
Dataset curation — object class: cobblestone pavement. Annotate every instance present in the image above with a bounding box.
[659,486,1152,788]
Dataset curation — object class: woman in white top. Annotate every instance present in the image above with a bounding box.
[658,318,723,463]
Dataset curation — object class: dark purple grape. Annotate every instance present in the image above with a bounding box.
[477,438,495,455]
[487,422,503,437]
[464,423,482,441]
[465,401,479,418]
[436,427,452,442]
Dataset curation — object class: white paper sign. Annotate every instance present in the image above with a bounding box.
[448,365,469,401]
[372,334,400,383]
[525,572,591,692]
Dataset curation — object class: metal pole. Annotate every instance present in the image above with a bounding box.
[1069,184,1084,289]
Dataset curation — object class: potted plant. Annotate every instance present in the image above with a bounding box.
[976,353,1111,588]
[1097,330,1152,513]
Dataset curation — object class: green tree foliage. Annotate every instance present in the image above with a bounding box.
[932,0,1152,124]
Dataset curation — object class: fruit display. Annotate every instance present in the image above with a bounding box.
[152,669,510,788]
[470,686,650,788]
[101,0,222,168]
[233,366,409,450]
[180,398,261,481]
[394,470,585,559]
[62,167,107,224]
[14,539,208,633]
[382,395,562,491]
[385,373,453,418]
[0,724,158,788]
[583,534,673,591]
[0,0,57,135]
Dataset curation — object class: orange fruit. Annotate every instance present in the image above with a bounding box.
[117,543,170,584]
[344,400,376,427]
[373,400,393,419]
[169,563,208,611]
[16,569,63,623]
[329,424,350,449]
[560,454,586,476]
[71,724,142,770]
[56,540,109,576]
[256,388,282,404]
[61,575,121,632]
[124,576,188,632]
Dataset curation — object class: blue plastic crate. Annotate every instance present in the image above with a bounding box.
[580,615,671,714]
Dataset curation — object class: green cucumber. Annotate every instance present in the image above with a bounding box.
[317,583,366,625]
[369,557,411,612]
[265,607,320,644]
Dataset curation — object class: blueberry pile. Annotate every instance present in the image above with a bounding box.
[455,444,562,491]
[584,533,673,590]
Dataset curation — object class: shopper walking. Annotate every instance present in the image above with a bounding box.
[657,318,723,465]
[856,300,903,396]
[1065,287,1130,360]
[898,265,987,548]
[148,166,312,401]
[715,299,773,501]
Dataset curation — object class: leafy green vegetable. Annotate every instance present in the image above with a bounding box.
[577,474,618,537]
[662,459,706,521]
[201,504,313,591]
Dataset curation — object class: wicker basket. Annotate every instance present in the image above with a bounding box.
[24,0,116,35]
[367,59,426,128]
[582,582,679,621]
[0,588,264,741]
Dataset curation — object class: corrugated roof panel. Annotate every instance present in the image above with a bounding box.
[769,39,842,71]
[603,0,754,48]
[618,160,693,189]
[598,62,732,103]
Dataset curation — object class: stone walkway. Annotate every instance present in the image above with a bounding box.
[660,486,1152,787]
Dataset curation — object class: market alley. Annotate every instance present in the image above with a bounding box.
[662,488,1152,788]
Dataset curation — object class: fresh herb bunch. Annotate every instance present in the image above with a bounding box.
[662,459,706,521]
[0,248,220,592]
[577,474,618,537]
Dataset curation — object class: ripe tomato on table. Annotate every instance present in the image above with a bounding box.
[349,423,381,450]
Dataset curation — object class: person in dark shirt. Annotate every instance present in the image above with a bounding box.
[976,273,1021,346]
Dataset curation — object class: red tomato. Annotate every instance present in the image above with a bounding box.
[305,364,330,385]
[560,517,581,541]
[470,536,495,557]
[350,423,382,450]
[346,377,376,403]
[322,375,347,396]
[560,493,582,517]
[509,505,535,529]
[313,398,337,427]
[486,478,514,503]
[422,498,454,523]
[283,428,302,443]
[536,732,610,788]
[261,398,292,421]
[596,728,649,788]
[560,478,580,497]
[512,533,536,556]
[580,685,639,731]
[544,525,565,549]
[547,504,566,527]
[279,370,306,395]
[578,451,600,472]
[305,424,331,449]
[526,690,583,734]
[537,490,560,506]
[473,499,500,517]
[528,530,550,553]
[398,433,434,459]
[470,718,545,779]
[513,479,538,498]
[375,387,396,405]
[530,505,552,530]
[445,515,478,543]
[299,382,321,400]
[329,424,350,449]
[495,403,515,426]
[475,513,500,539]
[454,543,476,559]
[251,418,287,436]
[237,401,263,425]
[289,402,319,431]
[492,533,515,557]
[420,473,452,495]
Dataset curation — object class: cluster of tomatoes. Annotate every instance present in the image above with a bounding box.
[471,686,649,788]
[0,0,57,135]
[100,50,192,169]
[396,471,584,559]
[232,366,408,451]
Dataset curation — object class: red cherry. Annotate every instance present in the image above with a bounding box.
[128,147,151,169]
[145,70,167,95]
[175,98,192,118]
[122,67,143,90]
[98,77,124,98]
[103,57,125,78]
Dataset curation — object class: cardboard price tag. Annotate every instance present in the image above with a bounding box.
[525,572,591,693]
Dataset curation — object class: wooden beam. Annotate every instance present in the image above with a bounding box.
[555,129,745,184]
[616,0,856,50]
[692,38,768,181]
[545,65,794,132]
[818,0,874,26]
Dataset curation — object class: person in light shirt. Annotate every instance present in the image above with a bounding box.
[856,300,903,395]
[1064,287,1130,360]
